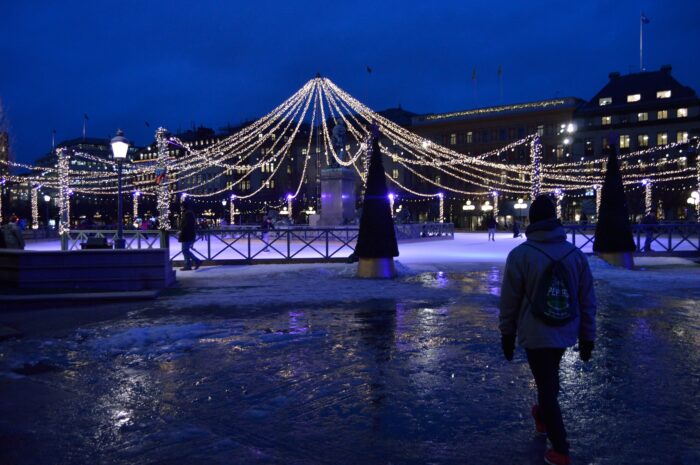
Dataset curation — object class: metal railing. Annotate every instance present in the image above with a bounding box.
[564,222,700,254]
[58,223,453,263]
[62,229,165,251]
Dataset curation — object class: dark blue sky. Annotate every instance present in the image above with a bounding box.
[2,0,699,163]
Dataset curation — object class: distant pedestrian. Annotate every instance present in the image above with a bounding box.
[512,220,521,238]
[579,211,588,226]
[499,195,596,465]
[486,215,497,241]
[178,201,201,271]
[641,211,658,252]
[260,216,274,252]
[2,215,25,250]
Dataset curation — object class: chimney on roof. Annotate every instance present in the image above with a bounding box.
[660,65,672,73]
[609,71,621,80]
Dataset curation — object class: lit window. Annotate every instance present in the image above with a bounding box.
[392,168,399,179]
[620,135,630,148]
[601,116,612,125]
[657,110,668,120]
[287,165,292,175]
[434,175,441,184]
[466,132,473,143]
[301,148,308,155]
[627,94,641,102]
[537,125,544,136]
[450,133,457,145]
[599,97,612,106]
[637,134,649,148]
[677,108,688,118]
[677,131,689,143]
[637,112,648,121]
[657,133,667,145]
[656,90,671,99]
[270,180,275,189]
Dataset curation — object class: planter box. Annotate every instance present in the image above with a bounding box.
[0,249,175,292]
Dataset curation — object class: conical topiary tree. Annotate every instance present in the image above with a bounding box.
[593,143,636,267]
[355,125,399,277]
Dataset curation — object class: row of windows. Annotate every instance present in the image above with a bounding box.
[600,108,688,125]
[445,125,545,146]
[599,90,672,106]
[608,131,688,149]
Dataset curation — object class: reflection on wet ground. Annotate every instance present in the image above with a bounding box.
[1,269,699,464]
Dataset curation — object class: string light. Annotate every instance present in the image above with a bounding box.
[31,185,39,229]
[156,127,172,230]
[554,188,563,219]
[133,190,140,220]
[438,192,444,223]
[531,136,542,199]
[58,148,70,234]
[642,179,653,215]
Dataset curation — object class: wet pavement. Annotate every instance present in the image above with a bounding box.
[1,267,699,464]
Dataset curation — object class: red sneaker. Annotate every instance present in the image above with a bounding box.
[544,448,571,465]
[531,404,547,435]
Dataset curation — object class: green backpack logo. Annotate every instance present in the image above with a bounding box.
[524,244,578,326]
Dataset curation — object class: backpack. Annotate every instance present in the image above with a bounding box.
[523,243,578,326]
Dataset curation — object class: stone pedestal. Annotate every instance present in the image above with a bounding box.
[319,168,356,226]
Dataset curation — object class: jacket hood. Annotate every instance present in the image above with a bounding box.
[525,218,566,243]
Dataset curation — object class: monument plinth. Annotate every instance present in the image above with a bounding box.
[319,167,356,226]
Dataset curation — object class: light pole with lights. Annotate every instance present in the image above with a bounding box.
[111,130,130,249]
[43,194,51,230]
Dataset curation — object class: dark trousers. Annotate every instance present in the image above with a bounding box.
[181,241,199,268]
[526,348,569,454]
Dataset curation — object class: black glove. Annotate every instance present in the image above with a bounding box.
[501,334,516,361]
[579,340,594,362]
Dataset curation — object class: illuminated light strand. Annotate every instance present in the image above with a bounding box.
[58,148,70,234]
[156,127,172,230]
[531,136,542,199]
[172,82,313,196]
[31,186,39,229]
[643,179,653,215]
[133,191,140,220]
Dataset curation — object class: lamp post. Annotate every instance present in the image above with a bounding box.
[462,200,475,230]
[43,194,51,230]
[111,129,130,249]
[687,191,700,220]
[514,198,527,225]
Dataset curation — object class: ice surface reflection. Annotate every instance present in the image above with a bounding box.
[0,270,699,464]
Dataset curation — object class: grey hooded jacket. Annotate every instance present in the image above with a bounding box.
[499,220,596,349]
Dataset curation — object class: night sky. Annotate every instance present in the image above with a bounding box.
[2,0,699,164]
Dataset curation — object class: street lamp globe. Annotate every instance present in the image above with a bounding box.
[111,130,129,159]
[43,194,51,202]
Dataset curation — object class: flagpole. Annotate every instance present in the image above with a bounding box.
[639,12,643,71]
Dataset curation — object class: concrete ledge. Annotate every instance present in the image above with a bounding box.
[0,249,175,292]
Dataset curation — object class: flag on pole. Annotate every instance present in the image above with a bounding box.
[471,67,477,81]
[145,121,150,128]
[366,65,372,74]
[641,12,650,24]
[84,113,89,120]
[497,65,502,77]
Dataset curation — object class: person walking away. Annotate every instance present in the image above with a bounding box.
[499,195,596,465]
[260,216,274,252]
[641,211,658,252]
[178,201,201,271]
[486,215,497,241]
[3,215,25,249]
